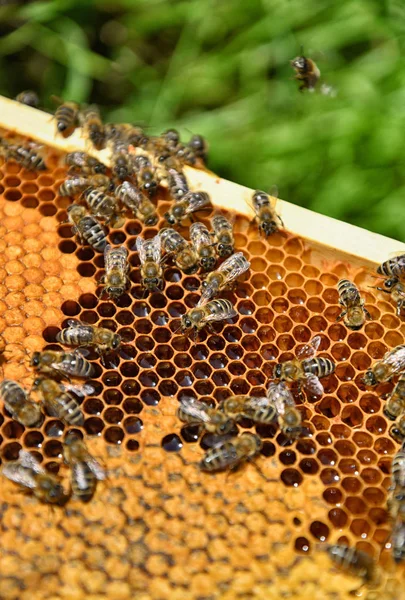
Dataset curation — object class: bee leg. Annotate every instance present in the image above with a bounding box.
[335,310,346,322]
[363,308,373,321]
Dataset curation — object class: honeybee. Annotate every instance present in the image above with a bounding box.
[377,254,405,280]
[383,374,405,420]
[374,277,405,317]
[188,134,208,162]
[15,90,39,108]
[211,215,234,257]
[33,378,87,426]
[177,397,234,435]
[63,431,106,502]
[252,190,283,237]
[161,128,180,151]
[392,519,405,564]
[56,320,121,355]
[198,252,250,305]
[136,234,164,292]
[200,432,262,472]
[190,222,217,272]
[53,99,80,135]
[363,344,405,386]
[180,298,237,334]
[110,140,133,181]
[166,165,189,200]
[336,279,371,331]
[290,54,320,92]
[30,350,94,379]
[132,155,159,197]
[390,415,405,443]
[80,105,105,150]
[59,174,112,197]
[0,379,42,427]
[173,144,197,167]
[160,228,199,274]
[164,191,211,226]
[2,449,68,505]
[274,335,335,396]
[219,395,277,425]
[67,204,107,253]
[65,151,107,175]
[115,181,157,226]
[101,245,129,299]
[0,138,46,171]
[266,381,303,439]
[83,187,122,226]
[326,545,379,587]
[105,123,148,147]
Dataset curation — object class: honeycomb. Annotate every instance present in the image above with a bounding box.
[0,130,404,600]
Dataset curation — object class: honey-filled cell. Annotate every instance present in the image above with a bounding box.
[0,128,403,600]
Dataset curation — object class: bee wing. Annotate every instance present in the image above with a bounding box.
[304,373,324,396]
[2,462,38,489]
[85,456,107,481]
[104,244,112,262]
[267,382,295,413]
[208,440,240,469]
[385,346,405,371]
[18,449,44,474]
[184,192,211,215]
[179,397,212,424]
[136,236,147,265]
[244,396,272,409]
[296,335,321,360]
[217,252,251,280]
[197,287,213,307]
[65,319,87,329]
[63,383,94,398]
[203,304,238,324]
[146,235,162,264]
[190,223,212,249]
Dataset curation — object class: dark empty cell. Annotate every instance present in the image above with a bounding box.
[230,378,250,395]
[167,285,184,300]
[126,221,142,236]
[316,432,332,446]
[192,362,212,379]
[296,439,317,455]
[158,380,178,397]
[374,437,395,455]
[335,363,355,383]
[103,389,123,405]
[58,240,77,254]
[317,396,341,418]
[253,289,271,306]
[172,336,190,352]
[342,477,362,494]
[168,302,186,318]
[367,341,387,360]
[194,381,214,395]
[121,380,141,396]
[173,354,191,370]
[39,203,57,216]
[102,371,122,387]
[104,426,124,445]
[366,416,387,435]
[119,346,136,361]
[306,298,325,314]
[328,508,348,528]
[123,398,143,414]
[243,353,262,369]
[155,345,174,360]
[279,450,296,465]
[207,336,226,351]
[311,415,329,431]
[149,293,167,309]
[352,433,373,450]
[309,521,329,542]
[163,267,182,283]
[23,431,43,447]
[212,371,230,386]
[5,175,21,187]
[133,302,150,318]
[299,458,319,475]
[84,398,104,415]
[116,311,134,326]
[109,231,126,245]
[183,277,199,291]
[337,384,358,403]
[228,362,246,377]
[126,439,140,451]
[135,319,153,334]
[274,316,293,334]
[339,458,360,475]
[255,308,274,325]
[225,344,243,361]
[5,188,22,202]
[320,468,340,485]
[213,388,231,402]
[330,424,351,440]
[77,263,96,278]
[328,324,347,342]
[346,332,367,350]
[308,315,328,333]
[341,406,363,428]
[318,449,338,467]
[44,420,64,437]
[3,442,22,460]
[98,303,117,318]
[156,362,176,378]
[60,300,81,317]
[323,488,343,505]
[223,326,242,343]
[257,327,276,344]
[94,255,105,269]
[271,298,289,314]
[118,327,135,343]
[124,416,143,434]
[104,407,124,424]
[345,496,367,515]
[43,440,63,458]
[294,537,311,553]
[364,322,384,340]
[287,289,306,306]
[236,283,253,299]
[357,450,377,466]
[151,310,169,326]
[175,370,194,387]
[136,336,155,351]
[237,300,255,316]
[247,371,265,386]
[44,461,60,475]
[116,293,132,308]
[153,328,171,343]
[139,371,159,387]
[240,317,257,334]
[350,351,371,371]
[184,293,200,309]
[181,425,200,443]
[276,335,295,351]
[260,441,276,457]
[84,417,104,435]
[77,310,97,326]
[281,468,302,487]
[260,345,278,363]
[162,433,183,452]
[76,247,95,262]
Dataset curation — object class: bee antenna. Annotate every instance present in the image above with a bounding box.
[368,285,391,294]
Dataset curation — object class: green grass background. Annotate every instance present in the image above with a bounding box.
[1,0,405,241]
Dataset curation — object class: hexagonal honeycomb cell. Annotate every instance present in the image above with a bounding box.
[0,129,404,600]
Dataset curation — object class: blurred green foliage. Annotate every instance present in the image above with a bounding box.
[1,0,405,240]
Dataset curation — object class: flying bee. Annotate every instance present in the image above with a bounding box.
[65,151,106,175]
[110,140,133,181]
[15,90,39,108]
[392,519,405,564]
[177,397,234,435]
[67,204,107,253]
[290,54,320,92]
[53,99,80,135]
[164,191,212,226]
[252,189,283,237]
[211,215,234,257]
[56,320,121,355]
[30,350,94,379]
[136,234,164,292]
[274,335,335,396]
[59,174,112,197]
[0,138,46,171]
[166,165,190,200]
[132,154,159,197]
[63,431,106,502]
[336,279,371,331]
[200,432,262,472]
[101,244,129,299]
[2,450,68,505]
[374,277,405,317]
[0,379,42,427]
[79,105,105,150]
[325,545,379,588]
[115,181,157,226]
[190,222,217,272]
[160,228,199,274]
[188,134,208,162]
[363,344,405,386]
[383,373,405,420]
[84,187,123,226]
[198,252,251,305]
[180,298,237,335]
[33,378,87,426]
[266,381,303,440]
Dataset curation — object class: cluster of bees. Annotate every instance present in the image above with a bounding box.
[0,90,405,585]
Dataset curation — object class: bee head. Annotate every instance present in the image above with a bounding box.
[390,423,405,443]
[164,212,176,226]
[57,121,68,132]
[273,364,282,379]
[180,315,193,331]
[217,243,232,257]
[291,56,306,71]
[144,214,158,226]
[200,257,216,272]
[112,334,121,350]
[362,370,377,386]
[30,352,40,367]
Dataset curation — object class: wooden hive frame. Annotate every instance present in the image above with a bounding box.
[0,95,404,600]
